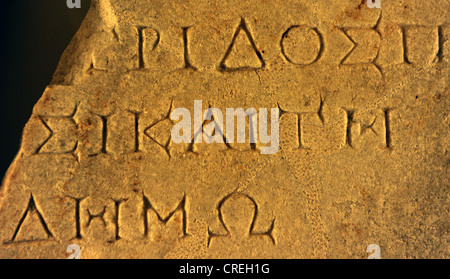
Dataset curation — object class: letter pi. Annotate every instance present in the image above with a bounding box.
[67,0,81,9]
[367,0,381,9]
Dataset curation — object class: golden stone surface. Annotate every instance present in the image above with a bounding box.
[0,0,448,259]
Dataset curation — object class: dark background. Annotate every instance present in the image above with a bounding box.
[0,0,90,178]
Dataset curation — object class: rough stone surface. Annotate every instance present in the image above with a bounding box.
[0,0,448,259]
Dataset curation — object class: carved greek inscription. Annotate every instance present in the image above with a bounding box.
[437,26,445,63]
[5,194,53,244]
[88,113,112,156]
[29,101,395,158]
[339,15,382,75]
[88,56,108,73]
[57,195,187,242]
[360,117,377,136]
[208,193,275,247]
[278,98,326,150]
[281,26,324,66]
[82,200,125,241]
[182,27,197,70]
[1,0,447,261]
[401,26,412,65]
[129,111,142,153]
[297,113,309,150]
[341,108,393,149]
[86,207,107,228]
[279,111,310,150]
[67,197,122,242]
[90,19,447,73]
[219,18,265,71]
[186,117,206,155]
[137,26,146,69]
[343,109,355,148]
[278,98,393,151]
[135,26,160,70]
[144,102,175,158]
[131,26,161,71]
[113,200,124,240]
[317,96,326,125]
[186,103,233,154]
[142,194,188,237]
[401,25,445,65]
[69,196,84,239]
[35,104,79,155]
[383,108,392,149]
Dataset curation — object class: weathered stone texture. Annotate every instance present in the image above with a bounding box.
[0,0,448,259]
